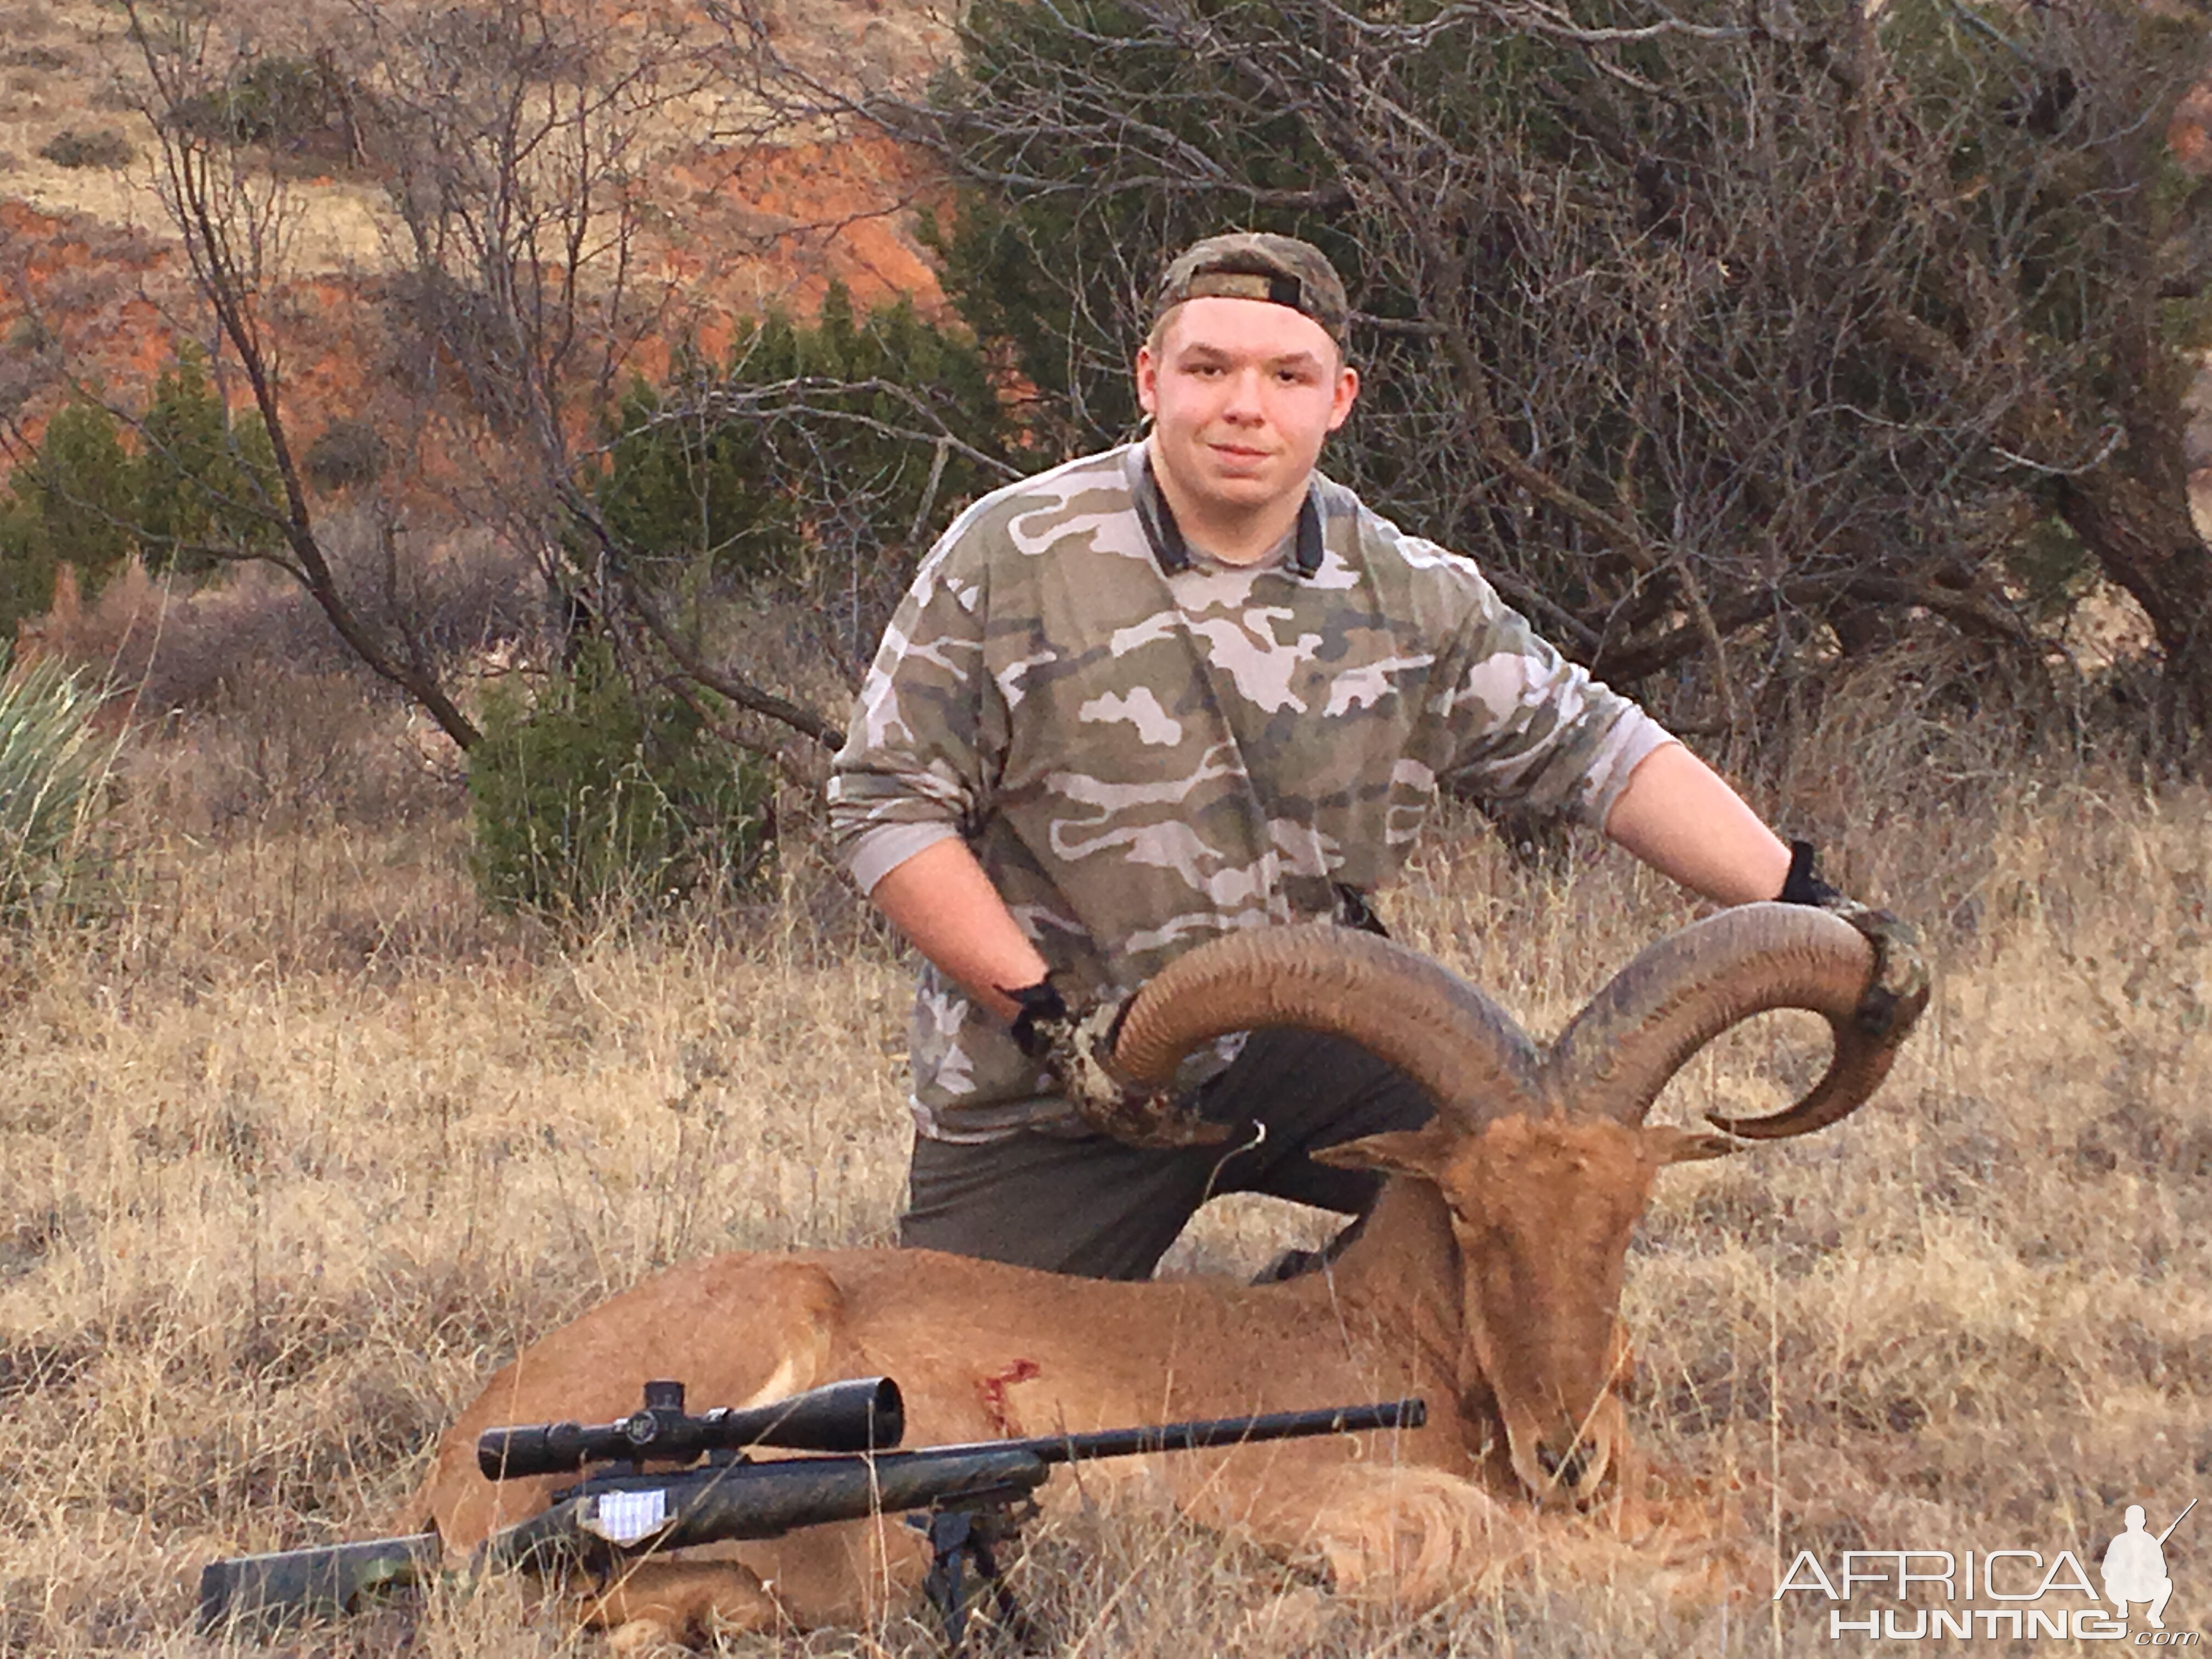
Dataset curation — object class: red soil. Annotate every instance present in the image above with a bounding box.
[2,129,947,486]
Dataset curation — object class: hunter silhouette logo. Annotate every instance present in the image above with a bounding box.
[2106,1502,2193,1631]
[1776,1496,2200,1642]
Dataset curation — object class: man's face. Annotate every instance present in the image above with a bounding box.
[1136,296,1358,527]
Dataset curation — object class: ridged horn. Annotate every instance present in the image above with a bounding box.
[1540,903,1924,1138]
[1108,923,1546,1126]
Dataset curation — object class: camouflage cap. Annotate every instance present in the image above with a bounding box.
[1153,232,1350,347]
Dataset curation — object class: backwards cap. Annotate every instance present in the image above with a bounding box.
[1153,232,1349,348]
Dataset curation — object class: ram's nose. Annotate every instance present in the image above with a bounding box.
[1536,1442,1592,1489]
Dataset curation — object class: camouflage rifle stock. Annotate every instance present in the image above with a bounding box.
[195,1378,1426,1640]
[198,1374,904,1633]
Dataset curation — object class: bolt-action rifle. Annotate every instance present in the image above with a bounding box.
[197,1375,1425,1646]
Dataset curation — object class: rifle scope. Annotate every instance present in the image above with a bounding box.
[477,1375,905,1481]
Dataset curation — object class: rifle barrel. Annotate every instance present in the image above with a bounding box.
[196,1532,442,1632]
[1003,1397,1426,1465]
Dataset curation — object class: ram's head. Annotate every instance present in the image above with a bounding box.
[1108,904,1929,1504]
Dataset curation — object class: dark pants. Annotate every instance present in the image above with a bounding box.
[899,1027,1435,1280]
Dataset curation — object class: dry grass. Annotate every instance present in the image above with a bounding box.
[1,695,2207,1657]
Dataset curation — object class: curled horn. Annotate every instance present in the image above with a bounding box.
[1109,923,1547,1125]
[1541,904,1927,1139]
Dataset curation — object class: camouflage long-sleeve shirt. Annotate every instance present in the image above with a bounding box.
[828,442,1673,1142]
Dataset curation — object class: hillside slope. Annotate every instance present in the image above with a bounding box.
[0,0,956,444]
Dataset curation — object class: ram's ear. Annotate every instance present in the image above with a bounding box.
[1312,1123,1457,1180]
[1646,1125,1743,1165]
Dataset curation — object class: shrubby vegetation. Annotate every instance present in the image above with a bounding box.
[0,348,286,633]
[16,0,1020,916]
[587,283,1013,669]
[0,651,109,920]
[164,51,358,161]
[36,127,133,170]
[467,642,774,918]
[135,346,285,577]
[907,0,2212,763]
[302,420,388,494]
[27,0,2196,943]
[476,285,1006,916]
[3,401,137,616]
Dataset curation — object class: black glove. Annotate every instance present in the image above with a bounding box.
[1004,979,1074,1060]
[997,975,1231,1148]
[1776,839,1929,1041]
[1779,839,1845,909]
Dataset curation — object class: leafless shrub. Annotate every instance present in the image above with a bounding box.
[35,523,545,715]
[31,263,127,323]
[371,267,534,434]
[70,220,161,268]
[148,672,450,831]
[301,417,388,493]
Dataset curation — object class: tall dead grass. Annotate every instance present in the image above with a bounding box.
[0,691,2205,1657]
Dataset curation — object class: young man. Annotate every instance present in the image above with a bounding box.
[829,232,1849,1280]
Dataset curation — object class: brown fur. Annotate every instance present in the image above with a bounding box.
[411,1113,1727,1645]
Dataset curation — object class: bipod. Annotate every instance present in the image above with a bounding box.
[913,1504,1036,1654]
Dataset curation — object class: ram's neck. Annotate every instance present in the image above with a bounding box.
[1330,1175,1456,1300]
[1321,1177,1474,1437]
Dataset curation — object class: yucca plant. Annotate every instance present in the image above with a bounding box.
[0,651,111,919]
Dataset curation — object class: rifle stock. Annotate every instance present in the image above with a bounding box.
[481,1445,1053,1572]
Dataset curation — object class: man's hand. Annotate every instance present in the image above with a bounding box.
[1002,979,1232,1148]
[1779,840,1931,1041]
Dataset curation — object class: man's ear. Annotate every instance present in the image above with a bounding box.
[1327,362,1359,431]
[1312,1121,1455,1179]
[1135,343,1159,416]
